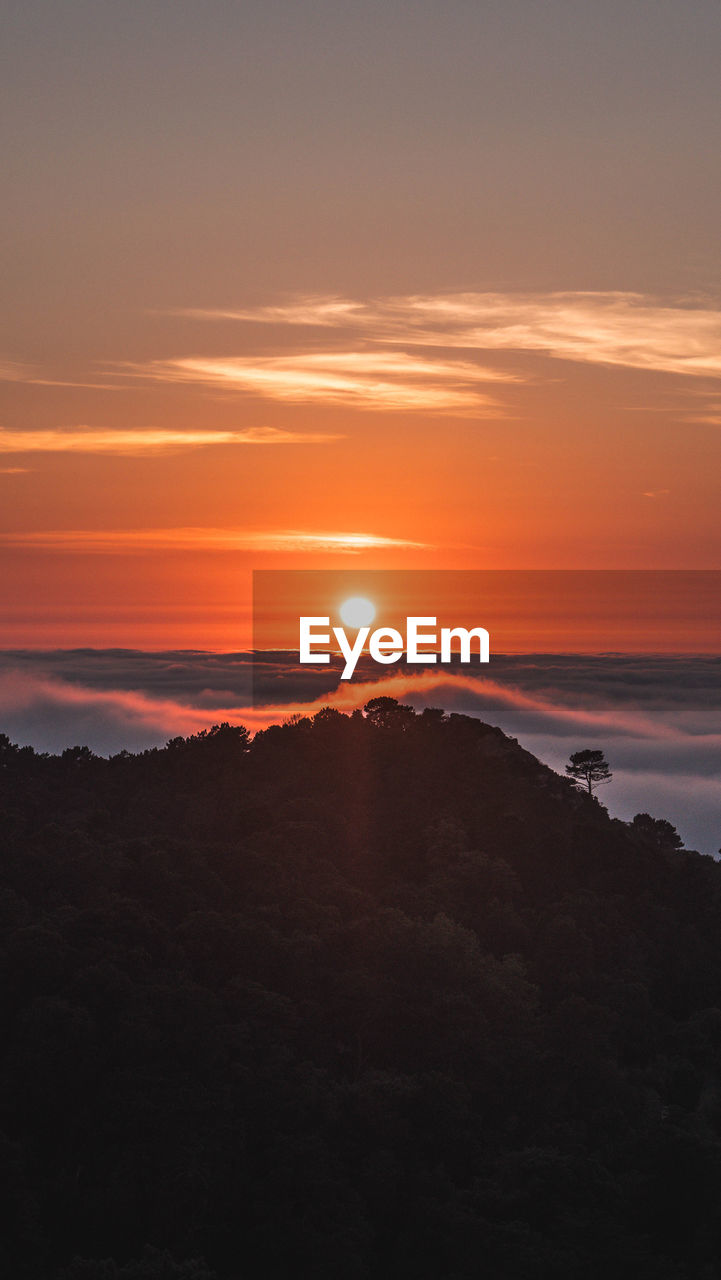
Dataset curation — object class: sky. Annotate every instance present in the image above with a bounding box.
[2,0,721,647]
[253,570,721,654]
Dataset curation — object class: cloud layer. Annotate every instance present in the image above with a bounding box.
[1,651,718,854]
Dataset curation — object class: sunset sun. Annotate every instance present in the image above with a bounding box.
[339,596,376,628]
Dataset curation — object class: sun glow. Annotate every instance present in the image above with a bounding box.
[339,596,376,628]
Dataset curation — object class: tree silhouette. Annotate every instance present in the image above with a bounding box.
[631,812,683,850]
[566,748,612,793]
[364,695,415,731]
[1,706,717,1280]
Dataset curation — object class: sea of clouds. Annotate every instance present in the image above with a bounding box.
[0,650,719,856]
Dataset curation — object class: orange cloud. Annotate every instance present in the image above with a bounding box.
[0,528,428,553]
[0,359,128,391]
[171,297,364,328]
[0,426,342,455]
[127,350,513,412]
[179,291,721,381]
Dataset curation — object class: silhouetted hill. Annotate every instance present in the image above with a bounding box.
[1,702,721,1279]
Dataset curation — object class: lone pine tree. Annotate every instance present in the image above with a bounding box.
[566,748,613,794]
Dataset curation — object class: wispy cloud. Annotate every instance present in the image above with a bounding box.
[9,293,721,419]
[0,359,127,391]
[682,392,721,426]
[0,466,31,474]
[175,291,721,381]
[0,359,36,382]
[377,292,721,379]
[0,528,427,554]
[128,351,512,412]
[172,298,364,328]
[0,425,341,456]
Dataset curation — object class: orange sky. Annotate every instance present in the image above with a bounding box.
[2,327,721,651]
[2,5,721,650]
[253,570,721,656]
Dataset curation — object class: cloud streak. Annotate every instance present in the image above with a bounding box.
[9,293,721,419]
[177,291,721,382]
[129,351,512,412]
[0,528,427,554]
[0,426,342,456]
[0,359,130,392]
[372,292,721,379]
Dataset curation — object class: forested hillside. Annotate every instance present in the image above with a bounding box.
[2,700,721,1279]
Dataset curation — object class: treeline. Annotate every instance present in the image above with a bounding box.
[1,701,721,1278]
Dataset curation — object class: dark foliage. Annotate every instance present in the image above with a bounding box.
[1,707,720,1278]
[566,748,613,794]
